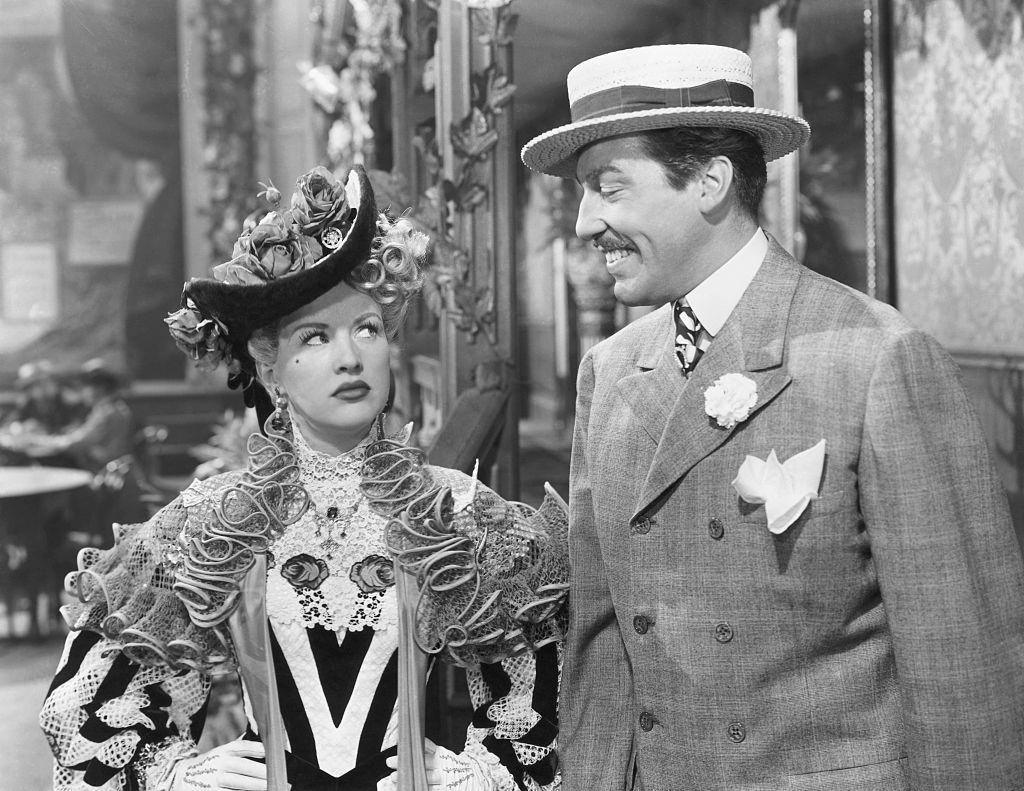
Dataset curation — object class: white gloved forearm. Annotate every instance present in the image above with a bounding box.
[436,742,515,791]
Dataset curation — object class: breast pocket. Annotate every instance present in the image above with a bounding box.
[736,488,856,526]
[788,756,908,791]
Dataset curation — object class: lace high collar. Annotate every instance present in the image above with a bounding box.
[290,419,373,485]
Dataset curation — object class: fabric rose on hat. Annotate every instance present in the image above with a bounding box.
[349,554,395,594]
[212,211,320,284]
[291,166,352,238]
[164,302,235,372]
[280,553,330,590]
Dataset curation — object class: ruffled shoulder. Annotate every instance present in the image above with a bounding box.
[62,420,310,674]
[172,425,308,631]
[360,440,569,667]
[61,495,236,674]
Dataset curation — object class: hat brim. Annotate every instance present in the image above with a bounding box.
[184,165,378,353]
[521,107,810,178]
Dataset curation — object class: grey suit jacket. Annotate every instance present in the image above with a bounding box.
[561,240,1024,791]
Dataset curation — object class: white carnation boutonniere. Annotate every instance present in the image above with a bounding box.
[704,373,758,429]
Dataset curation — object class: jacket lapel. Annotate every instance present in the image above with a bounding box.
[629,240,802,524]
[616,306,679,444]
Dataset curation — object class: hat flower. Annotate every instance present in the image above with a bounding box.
[165,300,237,373]
[291,165,354,247]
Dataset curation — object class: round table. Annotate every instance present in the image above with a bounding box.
[0,466,93,498]
[0,466,95,638]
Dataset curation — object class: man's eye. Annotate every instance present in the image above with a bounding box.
[298,329,328,345]
[599,186,621,199]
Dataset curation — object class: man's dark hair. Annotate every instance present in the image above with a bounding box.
[635,126,767,219]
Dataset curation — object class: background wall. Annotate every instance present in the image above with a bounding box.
[892,0,1024,540]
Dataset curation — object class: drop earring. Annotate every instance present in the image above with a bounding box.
[271,387,289,431]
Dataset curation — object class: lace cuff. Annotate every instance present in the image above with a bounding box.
[134,735,199,790]
[360,440,569,666]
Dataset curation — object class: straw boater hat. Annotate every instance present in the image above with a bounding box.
[521,44,810,178]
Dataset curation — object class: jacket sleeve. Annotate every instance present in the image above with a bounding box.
[559,350,634,790]
[438,643,561,790]
[859,328,1024,790]
[40,498,222,790]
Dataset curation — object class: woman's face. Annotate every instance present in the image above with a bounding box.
[266,282,391,454]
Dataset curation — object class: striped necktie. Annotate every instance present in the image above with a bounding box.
[673,298,709,375]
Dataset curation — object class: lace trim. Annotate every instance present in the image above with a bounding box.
[360,441,570,666]
[262,420,406,632]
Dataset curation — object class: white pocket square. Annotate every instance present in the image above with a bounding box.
[731,439,826,534]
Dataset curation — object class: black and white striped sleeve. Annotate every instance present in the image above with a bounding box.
[40,629,210,790]
[438,642,561,791]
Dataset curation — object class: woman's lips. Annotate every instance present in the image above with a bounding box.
[332,381,370,401]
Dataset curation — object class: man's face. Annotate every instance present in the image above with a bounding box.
[575,134,708,306]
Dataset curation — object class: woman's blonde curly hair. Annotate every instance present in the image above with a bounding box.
[248,213,427,371]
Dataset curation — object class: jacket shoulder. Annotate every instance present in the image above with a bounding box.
[587,304,671,363]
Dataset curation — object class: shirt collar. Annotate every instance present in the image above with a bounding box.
[683,228,767,337]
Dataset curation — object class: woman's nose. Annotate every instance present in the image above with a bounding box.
[332,332,362,372]
[575,189,605,241]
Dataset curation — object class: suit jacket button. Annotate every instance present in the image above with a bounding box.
[714,622,733,643]
[727,721,746,743]
[632,517,653,535]
[708,517,724,540]
[633,615,651,635]
[639,711,655,731]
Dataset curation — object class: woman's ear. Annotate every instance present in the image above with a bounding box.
[255,360,277,394]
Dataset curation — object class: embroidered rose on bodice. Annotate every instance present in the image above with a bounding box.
[349,554,396,593]
[281,553,330,590]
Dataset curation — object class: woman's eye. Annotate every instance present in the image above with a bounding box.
[298,329,328,345]
[354,321,383,339]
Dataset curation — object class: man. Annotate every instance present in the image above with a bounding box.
[521,44,1024,790]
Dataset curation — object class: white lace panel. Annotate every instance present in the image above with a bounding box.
[264,423,398,633]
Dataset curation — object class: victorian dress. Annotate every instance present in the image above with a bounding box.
[40,420,567,791]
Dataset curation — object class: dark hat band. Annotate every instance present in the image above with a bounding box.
[570,79,755,123]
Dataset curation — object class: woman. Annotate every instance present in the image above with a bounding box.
[40,166,566,791]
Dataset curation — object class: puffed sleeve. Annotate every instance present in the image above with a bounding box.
[361,439,568,790]
[40,495,229,790]
[436,644,561,790]
[41,629,209,791]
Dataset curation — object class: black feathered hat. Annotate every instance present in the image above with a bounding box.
[165,165,377,418]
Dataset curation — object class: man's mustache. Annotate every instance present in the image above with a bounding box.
[593,232,633,251]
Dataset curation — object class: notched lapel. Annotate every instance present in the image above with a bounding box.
[630,242,802,524]
[617,344,683,443]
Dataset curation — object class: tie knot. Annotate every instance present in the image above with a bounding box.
[673,299,707,375]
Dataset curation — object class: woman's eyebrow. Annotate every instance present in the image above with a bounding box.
[284,320,327,336]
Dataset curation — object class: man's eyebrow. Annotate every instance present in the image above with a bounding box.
[578,163,623,186]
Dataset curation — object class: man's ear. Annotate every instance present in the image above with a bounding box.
[699,156,735,215]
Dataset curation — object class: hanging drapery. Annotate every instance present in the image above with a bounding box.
[61,0,183,380]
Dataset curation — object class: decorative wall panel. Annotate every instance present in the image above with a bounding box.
[893,0,1024,355]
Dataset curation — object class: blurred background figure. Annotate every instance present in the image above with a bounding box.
[0,361,79,465]
[20,358,134,473]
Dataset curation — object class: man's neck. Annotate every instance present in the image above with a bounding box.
[679,216,759,296]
